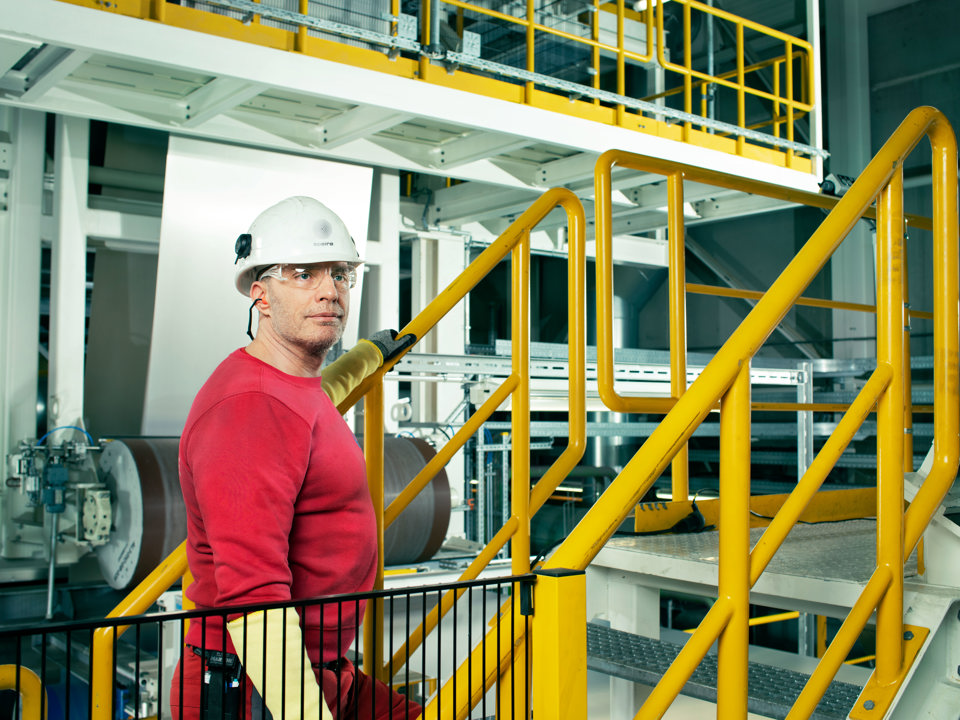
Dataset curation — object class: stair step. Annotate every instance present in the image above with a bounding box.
[587,623,863,720]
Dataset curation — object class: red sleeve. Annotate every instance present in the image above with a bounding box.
[184,392,311,609]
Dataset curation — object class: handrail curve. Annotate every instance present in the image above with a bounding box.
[0,665,47,720]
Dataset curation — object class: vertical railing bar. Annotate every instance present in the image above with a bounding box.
[65,629,72,720]
[525,0,534,103]
[902,241,914,472]
[452,584,457,716]
[481,585,487,719]
[617,0,626,125]
[40,629,48,720]
[668,170,689,502]
[134,622,142,719]
[178,619,185,720]
[336,601,343,716]
[420,590,427,716]
[875,165,906,684]
[156,618,163,720]
[435,588,441,716]
[716,360,751,717]
[736,22,745,153]
[387,595,395,715]
[403,597,410,717]
[773,59,781,138]
[683,0,692,139]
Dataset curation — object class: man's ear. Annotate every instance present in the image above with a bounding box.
[250,282,269,313]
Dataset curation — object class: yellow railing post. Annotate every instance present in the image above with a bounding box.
[874,165,906,685]
[501,228,531,719]
[668,171,689,502]
[530,569,587,720]
[363,379,386,681]
[616,0,626,125]
[525,0,535,103]
[717,360,751,718]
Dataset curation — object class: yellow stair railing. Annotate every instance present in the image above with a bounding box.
[540,104,957,719]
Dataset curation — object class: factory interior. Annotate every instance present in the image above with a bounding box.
[1,0,960,718]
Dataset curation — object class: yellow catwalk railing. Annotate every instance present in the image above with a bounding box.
[57,0,819,170]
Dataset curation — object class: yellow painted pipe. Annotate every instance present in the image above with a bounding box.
[511,233,532,575]
[716,361,751,717]
[668,171,689,501]
[686,282,933,319]
[874,166,906,684]
[363,380,386,679]
[0,665,47,720]
[750,365,891,585]
[903,111,959,554]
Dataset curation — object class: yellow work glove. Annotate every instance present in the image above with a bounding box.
[321,331,415,406]
[226,608,333,720]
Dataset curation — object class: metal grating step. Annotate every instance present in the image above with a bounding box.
[587,623,863,720]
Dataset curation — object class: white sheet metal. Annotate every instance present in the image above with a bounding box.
[141,137,372,435]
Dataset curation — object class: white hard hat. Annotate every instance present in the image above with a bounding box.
[233,196,362,295]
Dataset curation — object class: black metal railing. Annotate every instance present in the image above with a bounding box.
[0,574,535,720]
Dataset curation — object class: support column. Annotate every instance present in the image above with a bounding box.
[48,116,89,432]
[362,169,401,434]
[0,108,44,460]
[824,0,875,360]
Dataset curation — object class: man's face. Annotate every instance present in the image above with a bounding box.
[258,262,353,358]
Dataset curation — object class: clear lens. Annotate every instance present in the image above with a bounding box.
[265,263,357,291]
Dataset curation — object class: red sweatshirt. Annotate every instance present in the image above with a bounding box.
[179,348,377,666]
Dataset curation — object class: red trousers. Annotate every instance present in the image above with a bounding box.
[170,650,421,720]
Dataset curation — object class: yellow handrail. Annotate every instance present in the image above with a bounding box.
[0,665,47,720]
[90,542,188,720]
[544,105,957,718]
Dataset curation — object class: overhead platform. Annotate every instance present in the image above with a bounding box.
[0,0,823,233]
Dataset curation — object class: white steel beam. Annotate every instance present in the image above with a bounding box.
[20,46,92,102]
[319,106,411,150]
[0,32,40,76]
[0,108,44,460]
[180,77,267,127]
[428,132,532,170]
[428,181,539,226]
[48,115,89,432]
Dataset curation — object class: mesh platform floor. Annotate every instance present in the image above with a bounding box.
[587,623,863,720]
[604,518,918,583]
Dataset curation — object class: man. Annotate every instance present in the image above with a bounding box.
[171,196,420,720]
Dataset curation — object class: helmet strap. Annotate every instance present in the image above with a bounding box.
[246,298,262,341]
